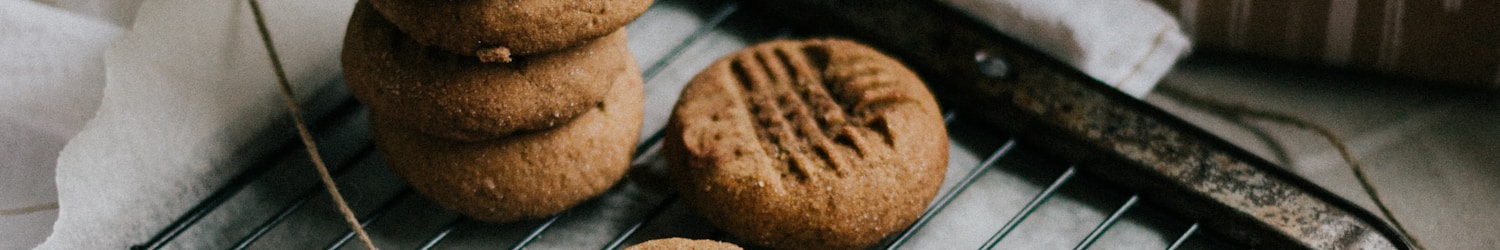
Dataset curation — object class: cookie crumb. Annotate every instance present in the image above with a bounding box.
[476,46,513,63]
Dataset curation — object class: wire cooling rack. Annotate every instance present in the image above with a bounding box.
[131,0,1386,249]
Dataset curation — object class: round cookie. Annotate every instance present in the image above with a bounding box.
[344,1,631,141]
[664,39,949,250]
[372,61,643,222]
[368,0,653,63]
[625,238,743,250]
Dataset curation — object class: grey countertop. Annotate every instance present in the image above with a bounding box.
[1149,55,1500,250]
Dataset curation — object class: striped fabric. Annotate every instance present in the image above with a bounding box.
[1153,0,1499,89]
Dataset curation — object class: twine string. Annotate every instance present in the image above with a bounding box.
[0,202,59,216]
[1156,84,1425,250]
[247,0,378,249]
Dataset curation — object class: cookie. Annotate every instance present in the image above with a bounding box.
[343,1,632,141]
[368,0,653,62]
[372,61,643,222]
[664,39,949,250]
[625,238,743,250]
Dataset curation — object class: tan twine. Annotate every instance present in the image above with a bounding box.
[248,0,378,249]
[1156,84,1425,250]
[0,202,58,216]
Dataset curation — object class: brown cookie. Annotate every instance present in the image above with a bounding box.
[664,39,949,250]
[343,1,632,141]
[371,60,643,222]
[625,238,743,250]
[368,0,653,62]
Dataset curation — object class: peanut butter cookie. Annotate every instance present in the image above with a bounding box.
[664,39,949,250]
[343,1,632,141]
[625,238,743,250]
[368,0,653,62]
[372,60,643,222]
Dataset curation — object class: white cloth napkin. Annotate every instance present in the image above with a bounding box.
[940,0,1191,98]
[25,0,354,248]
[2,0,1187,248]
[0,1,123,248]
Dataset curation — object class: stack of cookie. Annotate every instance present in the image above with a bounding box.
[340,0,650,222]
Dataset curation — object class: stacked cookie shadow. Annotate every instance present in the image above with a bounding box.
[340,0,650,222]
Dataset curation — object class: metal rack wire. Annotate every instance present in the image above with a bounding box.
[133,0,1255,249]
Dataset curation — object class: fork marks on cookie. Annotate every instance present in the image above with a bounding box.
[729,42,910,181]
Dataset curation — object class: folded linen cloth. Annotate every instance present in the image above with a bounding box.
[29,0,354,249]
[0,1,123,248]
[939,0,1192,98]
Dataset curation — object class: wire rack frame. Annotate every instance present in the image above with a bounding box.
[134,0,1248,249]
